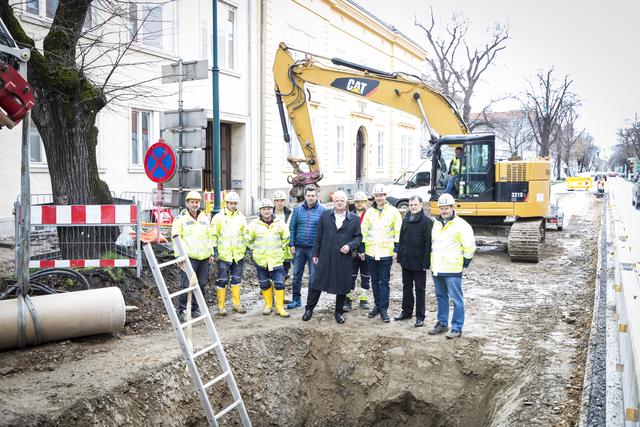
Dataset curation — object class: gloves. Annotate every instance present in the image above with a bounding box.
[393,243,399,253]
[463,258,472,268]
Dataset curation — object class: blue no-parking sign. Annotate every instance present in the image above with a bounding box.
[144,140,176,184]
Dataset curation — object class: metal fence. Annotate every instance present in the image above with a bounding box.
[15,202,141,278]
[609,193,640,425]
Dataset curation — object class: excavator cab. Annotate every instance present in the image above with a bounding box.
[431,134,495,202]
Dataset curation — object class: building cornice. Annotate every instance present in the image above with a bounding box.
[327,0,427,60]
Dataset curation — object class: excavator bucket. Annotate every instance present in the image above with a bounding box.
[0,62,35,128]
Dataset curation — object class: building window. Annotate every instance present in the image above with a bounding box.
[376,131,384,168]
[128,1,174,51]
[46,0,58,18]
[29,118,46,164]
[26,0,92,27]
[285,25,314,61]
[26,0,39,15]
[400,134,413,168]
[200,19,209,62]
[131,110,152,166]
[218,1,236,69]
[335,125,344,168]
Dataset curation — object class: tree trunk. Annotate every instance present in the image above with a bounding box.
[2,0,116,259]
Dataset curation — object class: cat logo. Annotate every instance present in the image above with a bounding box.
[330,77,380,97]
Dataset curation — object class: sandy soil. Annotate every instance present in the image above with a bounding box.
[0,191,600,426]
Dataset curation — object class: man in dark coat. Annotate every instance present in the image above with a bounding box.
[302,191,362,324]
[394,195,433,327]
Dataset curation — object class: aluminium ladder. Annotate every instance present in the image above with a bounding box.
[143,238,251,427]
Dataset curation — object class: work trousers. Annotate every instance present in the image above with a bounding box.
[178,257,209,313]
[366,256,393,311]
[305,288,346,315]
[351,256,371,291]
[401,268,427,321]
[216,259,244,288]
[257,265,286,291]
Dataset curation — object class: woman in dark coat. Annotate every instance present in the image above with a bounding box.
[302,191,362,324]
[394,195,433,327]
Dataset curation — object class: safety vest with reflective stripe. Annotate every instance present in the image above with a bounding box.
[449,157,461,176]
[211,208,246,263]
[275,207,293,261]
[430,214,476,275]
[171,209,212,260]
[245,217,290,271]
[361,202,402,260]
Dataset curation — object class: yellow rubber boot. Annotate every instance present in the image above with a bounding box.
[274,289,290,318]
[231,285,246,314]
[216,287,227,316]
[262,286,273,315]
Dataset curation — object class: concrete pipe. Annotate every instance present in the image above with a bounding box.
[0,287,126,351]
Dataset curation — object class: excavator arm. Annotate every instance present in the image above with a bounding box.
[273,42,468,198]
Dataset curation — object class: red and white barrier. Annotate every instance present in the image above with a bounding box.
[29,259,137,269]
[22,203,141,277]
[30,205,137,225]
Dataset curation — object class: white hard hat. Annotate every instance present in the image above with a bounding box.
[272,190,287,200]
[372,184,386,195]
[259,198,274,209]
[185,190,201,202]
[224,191,240,203]
[353,191,368,202]
[437,193,455,207]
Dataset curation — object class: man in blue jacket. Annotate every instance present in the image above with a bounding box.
[287,186,324,309]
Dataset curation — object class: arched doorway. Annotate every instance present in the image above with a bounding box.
[356,126,367,181]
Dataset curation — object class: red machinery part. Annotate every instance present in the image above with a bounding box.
[0,62,35,126]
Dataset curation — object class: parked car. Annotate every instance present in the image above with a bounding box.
[633,180,640,209]
[608,171,618,177]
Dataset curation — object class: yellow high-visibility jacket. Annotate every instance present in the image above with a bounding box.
[211,208,246,263]
[361,202,402,260]
[430,214,476,276]
[171,209,212,260]
[245,217,290,271]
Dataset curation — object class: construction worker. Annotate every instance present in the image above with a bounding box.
[344,191,370,312]
[444,146,463,195]
[362,184,402,323]
[245,199,291,318]
[288,185,324,309]
[272,190,293,280]
[171,191,212,321]
[211,191,246,316]
[428,193,476,339]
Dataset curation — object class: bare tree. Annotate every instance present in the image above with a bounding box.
[1,0,173,255]
[491,110,532,158]
[415,9,509,129]
[616,113,640,158]
[573,134,598,173]
[523,68,579,157]
[555,108,584,178]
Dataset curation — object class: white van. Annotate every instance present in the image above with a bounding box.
[386,159,432,212]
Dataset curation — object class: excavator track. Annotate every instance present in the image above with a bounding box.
[507,218,545,262]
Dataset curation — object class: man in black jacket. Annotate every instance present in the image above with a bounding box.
[394,195,433,327]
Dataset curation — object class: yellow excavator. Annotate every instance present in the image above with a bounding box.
[273,42,551,262]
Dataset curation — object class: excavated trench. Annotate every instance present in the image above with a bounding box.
[31,326,523,427]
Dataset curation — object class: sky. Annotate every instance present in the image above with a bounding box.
[363,0,640,154]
